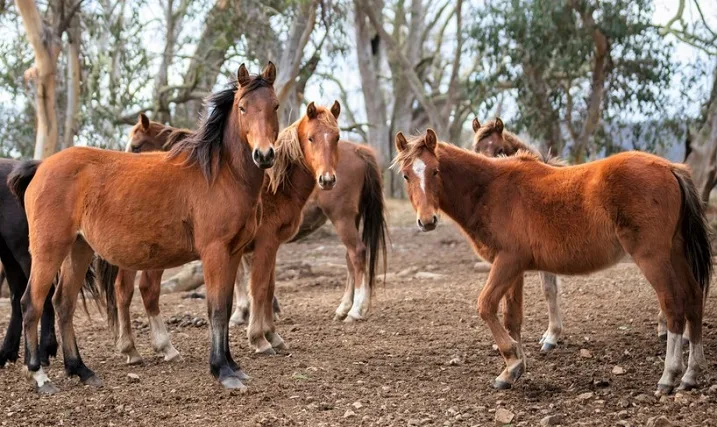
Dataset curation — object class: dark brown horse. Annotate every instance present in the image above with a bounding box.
[394,129,711,394]
[104,101,346,361]
[9,63,280,393]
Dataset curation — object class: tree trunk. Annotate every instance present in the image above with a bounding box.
[16,0,62,159]
[153,0,188,124]
[685,65,717,203]
[354,0,391,196]
[63,13,81,150]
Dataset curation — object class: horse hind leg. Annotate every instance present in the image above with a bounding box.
[656,309,690,345]
[0,258,27,366]
[54,238,102,388]
[39,285,58,366]
[345,241,369,322]
[334,253,355,321]
[230,257,250,326]
[538,272,563,353]
[139,270,179,362]
[502,275,526,373]
[115,269,143,364]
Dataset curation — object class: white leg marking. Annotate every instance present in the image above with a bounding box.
[659,331,683,387]
[335,266,354,319]
[681,341,705,387]
[230,261,250,326]
[412,158,426,193]
[539,273,562,350]
[149,315,180,361]
[347,279,370,320]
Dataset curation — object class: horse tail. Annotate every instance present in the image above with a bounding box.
[7,160,41,208]
[94,257,120,333]
[77,261,105,317]
[672,165,712,305]
[357,147,389,291]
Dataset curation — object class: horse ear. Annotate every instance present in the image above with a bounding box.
[330,100,341,119]
[495,117,504,134]
[237,63,251,87]
[395,132,408,152]
[261,61,276,85]
[139,113,150,131]
[425,128,437,153]
[472,117,480,133]
[306,101,318,119]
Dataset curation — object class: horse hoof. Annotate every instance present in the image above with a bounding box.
[220,376,247,391]
[333,313,348,322]
[163,347,181,362]
[658,333,667,343]
[677,381,696,392]
[40,358,51,367]
[540,342,556,353]
[681,337,690,347]
[256,346,276,356]
[236,370,251,381]
[272,341,289,352]
[229,313,247,327]
[82,375,103,388]
[655,383,673,396]
[37,382,59,395]
[494,379,512,390]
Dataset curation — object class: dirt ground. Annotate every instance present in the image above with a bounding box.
[1,199,716,427]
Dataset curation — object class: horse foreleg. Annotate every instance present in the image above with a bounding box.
[202,245,245,390]
[502,275,525,367]
[477,256,526,390]
[54,239,101,388]
[115,269,143,364]
[538,272,562,352]
[139,270,179,362]
[230,256,250,326]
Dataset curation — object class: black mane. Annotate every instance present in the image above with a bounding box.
[168,76,273,180]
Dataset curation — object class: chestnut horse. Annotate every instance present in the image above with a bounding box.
[472,117,681,348]
[124,114,387,329]
[102,101,344,361]
[9,63,280,393]
[393,129,711,394]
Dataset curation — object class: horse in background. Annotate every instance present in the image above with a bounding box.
[394,128,710,394]
[9,62,280,393]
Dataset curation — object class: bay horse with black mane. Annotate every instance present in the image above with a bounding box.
[472,117,684,349]
[8,62,280,393]
[103,100,348,362]
[394,128,711,394]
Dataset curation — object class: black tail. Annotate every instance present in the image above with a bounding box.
[76,262,104,317]
[7,160,41,207]
[357,148,389,291]
[94,256,120,334]
[672,166,713,303]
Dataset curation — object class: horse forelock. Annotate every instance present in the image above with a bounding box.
[391,134,441,172]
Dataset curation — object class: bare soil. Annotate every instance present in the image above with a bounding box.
[1,200,716,426]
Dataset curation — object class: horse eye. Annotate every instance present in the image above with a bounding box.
[274,104,280,112]
[403,174,409,181]
[239,106,246,114]
[309,137,314,143]
[433,169,439,176]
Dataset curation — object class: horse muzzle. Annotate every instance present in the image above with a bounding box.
[252,146,276,169]
[417,215,438,232]
[317,172,337,190]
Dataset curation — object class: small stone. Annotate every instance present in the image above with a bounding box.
[306,403,318,411]
[709,384,717,394]
[580,349,592,358]
[127,373,140,383]
[612,365,626,375]
[415,271,445,280]
[397,266,418,277]
[634,394,652,403]
[673,393,689,405]
[408,420,420,426]
[617,410,629,420]
[343,409,356,418]
[617,398,629,408]
[447,357,462,366]
[494,408,514,425]
[539,415,562,426]
[616,421,630,427]
[352,401,363,410]
[577,392,594,401]
[646,416,673,427]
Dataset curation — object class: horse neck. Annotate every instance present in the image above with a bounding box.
[277,155,316,206]
[224,113,265,192]
[435,144,497,229]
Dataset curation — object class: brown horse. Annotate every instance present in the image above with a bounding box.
[393,129,711,394]
[9,63,280,393]
[472,117,683,348]
[231,141,388,325]
[472,117,563,352]
[104,101,345,361]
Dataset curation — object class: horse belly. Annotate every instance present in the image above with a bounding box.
[536,232,624,275]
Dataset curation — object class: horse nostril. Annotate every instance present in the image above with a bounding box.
[253,149,260,162]
[432,215,438,224]
[266,147,275,160]
[417,218,423,227]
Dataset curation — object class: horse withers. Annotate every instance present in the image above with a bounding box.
[8,62,280,393]
[393,128,711,394]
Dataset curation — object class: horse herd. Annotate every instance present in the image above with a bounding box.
[0,62,711,398]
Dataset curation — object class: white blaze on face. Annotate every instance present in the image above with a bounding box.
[412,158,427,194]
